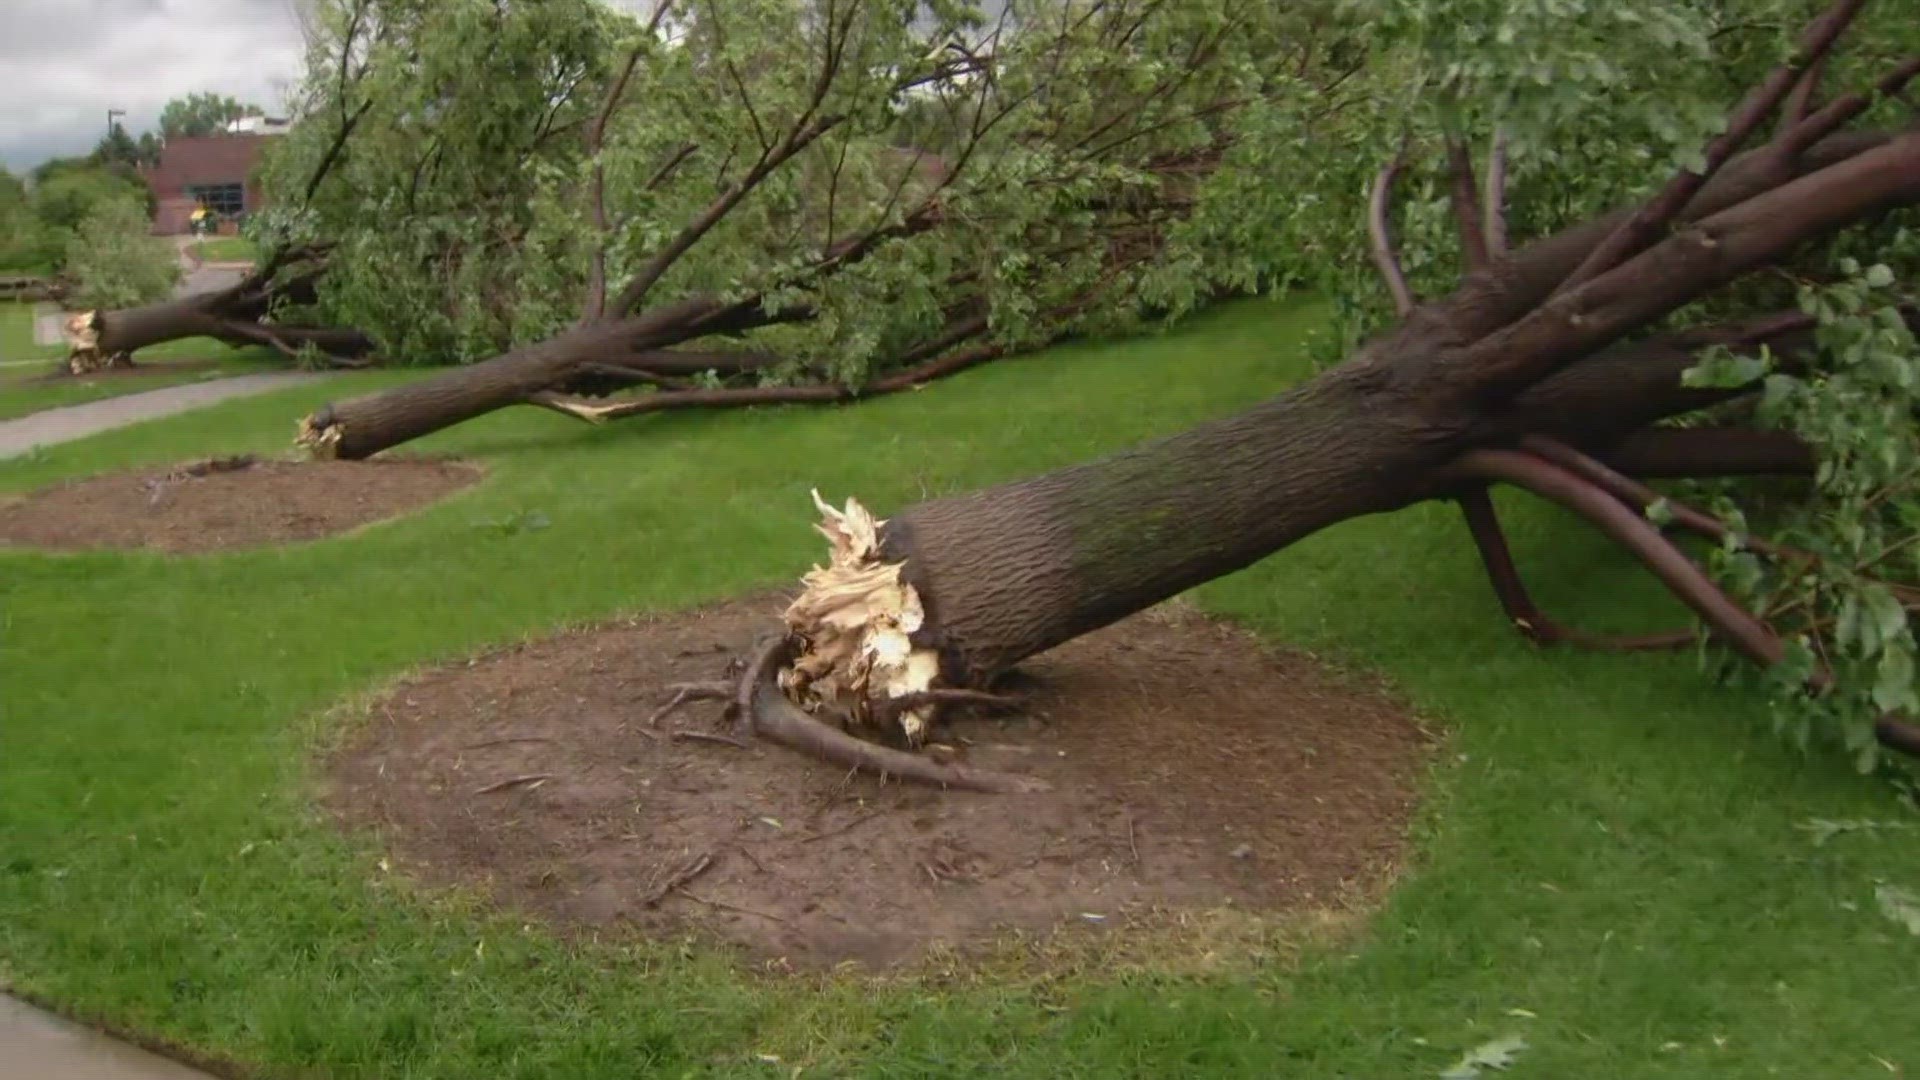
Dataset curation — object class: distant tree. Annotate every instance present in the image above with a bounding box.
[0,167,24,219]
[64,196,180,328]
[31,166,150,234]
[91,124,144,171]
[160,93,267,139]
[0,167,49,271]
[30,156,93,185]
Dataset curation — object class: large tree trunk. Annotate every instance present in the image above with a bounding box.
[754,116,1920,787]
[879,365,1465,682]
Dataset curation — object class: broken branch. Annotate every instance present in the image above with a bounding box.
[1367,142,1417,316]
[1458,487,1695,651]
[1555,0,1869,293]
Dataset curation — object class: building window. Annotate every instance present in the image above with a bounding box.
[186,182,245,216]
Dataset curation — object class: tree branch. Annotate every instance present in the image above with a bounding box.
[1591,427,1816,478]
[1779,54,1827,135]
[1452,449,1785,666]
[1367,143,1416,316]
[1772,55,1920,162]
[607,0,859,319]
[1447,135,1491,271]
[1483,127,1509,257]
[1458,487,1694,650]
[1555,0,1869,294]
[581,42,650,322]
[1468,131,1920,400]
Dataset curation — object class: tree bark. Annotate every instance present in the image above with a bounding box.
[848,129,1920,687]
[88,296,235,358]
[877,362,1469,683]
[74,256,373,369]
[297,297,779,457]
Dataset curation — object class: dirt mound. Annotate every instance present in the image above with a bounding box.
[329,595,1434,973]
[0,455,481,553]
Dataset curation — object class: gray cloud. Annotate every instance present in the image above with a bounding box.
[0,0,308,172]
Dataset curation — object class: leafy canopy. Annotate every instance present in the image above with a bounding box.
[260,0,1352,367]
[264,0,1920,769]
[160,92,268,139]
[64,196,181,310]
[1286,0,1920,772]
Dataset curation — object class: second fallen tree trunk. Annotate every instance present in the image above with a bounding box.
[66,248,375,373]
[294,298,780,457]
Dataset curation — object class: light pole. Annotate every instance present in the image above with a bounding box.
[106,108,126,140]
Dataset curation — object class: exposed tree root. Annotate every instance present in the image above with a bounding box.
[871,688,1023,731]
[166,454,259,480]
[647,681,733,729]
[649,635,1047,794]
[741,637,1048,794]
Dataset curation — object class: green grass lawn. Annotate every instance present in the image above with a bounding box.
[190,236,260,264]
[2,296,1917,1078]
[0,298,59,364]
[0,301,284,420]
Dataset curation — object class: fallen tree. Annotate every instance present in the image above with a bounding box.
[60,0,600,373]
[292,0,1358,457]
[64,245,375,373]
[642,0,1920,789]
[57,0,396,373]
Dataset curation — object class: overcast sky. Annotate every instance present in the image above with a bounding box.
[0,0,311,172]
[0,0,975,174]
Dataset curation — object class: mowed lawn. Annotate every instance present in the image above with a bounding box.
[0,301,282,421]
[1,296,1916,1078]
[190,236,261,264]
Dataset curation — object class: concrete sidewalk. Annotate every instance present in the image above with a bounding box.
[0,995,216,1079]
[0,371,334,460]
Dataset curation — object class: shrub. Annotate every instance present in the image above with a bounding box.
[64,197,179,310]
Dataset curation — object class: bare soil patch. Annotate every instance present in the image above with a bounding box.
[329,595,1435,973]
[0,455,481,553]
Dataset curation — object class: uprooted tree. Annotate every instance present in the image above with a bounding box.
[212,0,1918,787]
[630,0,1920,791]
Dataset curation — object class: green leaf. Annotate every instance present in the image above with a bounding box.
[1864,263,1895,288]
[1865,589,1908,647]
[1644,498,1673,526]
[1872,647,1916,714]
[1441,1035,1528,1079]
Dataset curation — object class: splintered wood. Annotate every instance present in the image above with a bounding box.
[62,310,116,374]
[781,490,941,742]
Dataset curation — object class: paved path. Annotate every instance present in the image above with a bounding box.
[27,240,255,352]
[174,235,251,297]
[0,371,333,459]
[0,995,215,1079]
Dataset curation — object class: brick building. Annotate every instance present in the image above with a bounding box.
[140,134,278,235]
